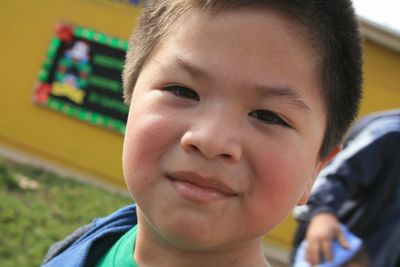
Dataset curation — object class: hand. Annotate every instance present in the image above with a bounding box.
[305,213,350,265]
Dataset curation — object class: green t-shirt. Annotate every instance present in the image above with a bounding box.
[95,225,138,267]
[96,224,272,267]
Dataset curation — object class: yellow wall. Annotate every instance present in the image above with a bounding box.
[0,0,142,187]
[1,1,399,250]
[360,40,400,115]
[266,39,400,249]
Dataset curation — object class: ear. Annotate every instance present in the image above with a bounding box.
[296,146,341,205]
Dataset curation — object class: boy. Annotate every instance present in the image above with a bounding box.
[292,109,400,267]
[42,0,362,266]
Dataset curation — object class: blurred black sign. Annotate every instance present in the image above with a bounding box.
[33,23,129,134]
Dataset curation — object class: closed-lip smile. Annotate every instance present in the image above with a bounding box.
[166,171,237,203]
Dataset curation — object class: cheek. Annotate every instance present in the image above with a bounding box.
[245,143,314,230]
[257,140,312,192]
[122,109,176,196]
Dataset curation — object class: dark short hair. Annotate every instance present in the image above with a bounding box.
[123,0,363,159]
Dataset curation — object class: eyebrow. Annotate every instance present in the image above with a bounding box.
[161,55,311,112]
[255,85,311,112]
[162,55,211,80]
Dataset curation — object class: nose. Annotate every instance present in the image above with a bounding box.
[180,113,242,162]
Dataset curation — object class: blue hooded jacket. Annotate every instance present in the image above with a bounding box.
[42,205,137,267]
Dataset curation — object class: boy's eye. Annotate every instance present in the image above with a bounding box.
[249,110,290,127]
[163,85,200,101]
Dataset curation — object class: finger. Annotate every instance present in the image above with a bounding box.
[306,240,322,265]
[337,229,351,249]
[321,239,333,262]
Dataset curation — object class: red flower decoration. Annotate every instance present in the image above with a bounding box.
[56,24,74,43]
[34,83,52,104]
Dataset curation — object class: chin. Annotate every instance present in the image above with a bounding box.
[159,218,233,252]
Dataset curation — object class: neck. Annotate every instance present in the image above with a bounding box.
[134,221,269,267]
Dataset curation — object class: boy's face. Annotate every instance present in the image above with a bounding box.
[123,7,328,251]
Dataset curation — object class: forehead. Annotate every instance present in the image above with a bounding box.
[161,5,315,56]
[144,6,324,114]
[157,7,315,72]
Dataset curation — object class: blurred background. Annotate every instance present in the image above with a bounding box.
[0,0,399,266]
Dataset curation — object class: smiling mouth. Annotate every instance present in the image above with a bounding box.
[166,171,237,203]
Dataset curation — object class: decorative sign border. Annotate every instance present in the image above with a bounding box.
[33,23,129,134]
[111,0,143,5]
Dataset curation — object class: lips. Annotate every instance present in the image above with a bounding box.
[166,171,237,203]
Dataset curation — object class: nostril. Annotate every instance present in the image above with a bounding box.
[189,144,200,152]
[181,131,241,161]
